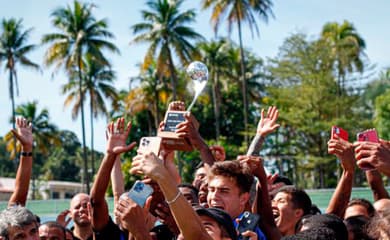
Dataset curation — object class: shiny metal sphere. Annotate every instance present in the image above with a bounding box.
[186,61,208,82]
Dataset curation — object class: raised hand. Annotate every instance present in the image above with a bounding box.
[175,113,202,149]
[256,106,280,136]
[353,140,390,175]
[328,135,355,172]
[105,117,136,155]
[168,101,186,111]
[237,155,263,177]
[11,117,33,151]
[130,152,168,181]
[210,145,226,162]
[56,209,71,228]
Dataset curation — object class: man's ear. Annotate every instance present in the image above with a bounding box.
[239,192,250,208]
[294,208,304,219]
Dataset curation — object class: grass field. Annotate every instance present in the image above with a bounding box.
[1,187,388,220]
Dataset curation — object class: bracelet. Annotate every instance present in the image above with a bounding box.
[21,151,33,157]
[166,190,181,205]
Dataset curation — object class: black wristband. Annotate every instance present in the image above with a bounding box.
[21,151,33,157]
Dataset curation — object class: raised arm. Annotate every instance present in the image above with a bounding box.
[130,152,212,240]
[176,113,215,169]
[326,136,355,218]
[111,155,125,223]
[238,155,282,240]
[90,118,136,231]
[247,106,280,156]
[365,169,389,201]
[8,117,33,207]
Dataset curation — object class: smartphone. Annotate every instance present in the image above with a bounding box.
[128,180,154,207]
[237,211,260,240]
[356,129,379,170]
[331,126,348,141]
[357,129,379,143]
[138,136,162,155]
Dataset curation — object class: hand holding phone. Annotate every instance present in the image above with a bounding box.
[127,180,154,208]
[356,129,379,170]
[237,211,260,240]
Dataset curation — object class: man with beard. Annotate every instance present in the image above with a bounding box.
[69,194,92,240]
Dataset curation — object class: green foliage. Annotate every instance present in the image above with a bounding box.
[374,89,390,140]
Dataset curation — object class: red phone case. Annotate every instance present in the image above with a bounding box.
[357,129,379,143]
[331,126,348,141]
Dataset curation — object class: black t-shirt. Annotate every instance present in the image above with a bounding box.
[70,226,93,240]
[94,217,128,240]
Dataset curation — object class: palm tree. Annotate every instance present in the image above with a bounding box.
[202,0,274,145]
[62,54,118,177]
[5,101,60,199]
[131,0,204,101]
[42,0,119,192]
[320,20,366,95]
[0,18,39,159]
[198,39,230,141]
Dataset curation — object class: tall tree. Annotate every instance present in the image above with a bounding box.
[62,54,118,177]
[0,18,39,159]
[320,20,366,95]
[198,39,230,141]
[131,0,204,101]
[42,0,119,192]
[202,0,274,145]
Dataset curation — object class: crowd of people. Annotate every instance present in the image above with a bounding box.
[1,102,390,240]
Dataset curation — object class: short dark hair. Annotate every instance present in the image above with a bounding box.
[274,175,293,186]
[347,198,375,217]
[276,186,312,215]
[344,215,372,240]
[282,227,337,240]
[40,221,66,240]
[208,161,253,194]
[296,214,348,240]
[178,183,199,196]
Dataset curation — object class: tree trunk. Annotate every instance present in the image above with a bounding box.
[236,18,249,147]
[154,78,160,131]
[166,47,178,101]
[78,55,90,193]
[90,95,95,178]
[212,69,220,142]
[9,70,18,164]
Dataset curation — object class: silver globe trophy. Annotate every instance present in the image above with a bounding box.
[158,61,209,151]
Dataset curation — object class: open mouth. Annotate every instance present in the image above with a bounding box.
[272,210,280,221]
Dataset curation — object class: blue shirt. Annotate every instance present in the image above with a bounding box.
[234,212,267,240]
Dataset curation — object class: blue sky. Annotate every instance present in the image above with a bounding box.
[1,0,389,152]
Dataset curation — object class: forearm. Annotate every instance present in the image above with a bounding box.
[9,154,33,206]
[196,138,215,170]
[255,168,282,240]
[366,170,389,201]
[326,170,354,218]
[247,134,265,156]
[157,172,211,240]
[111,155,125,207]
[90,152,117,230]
